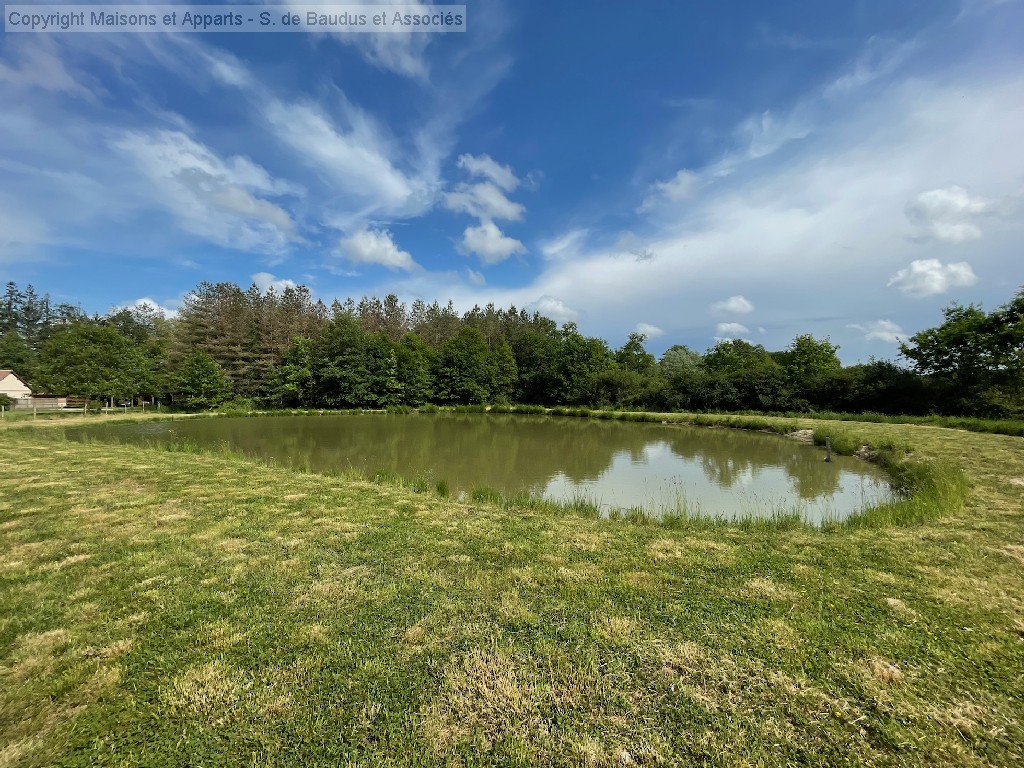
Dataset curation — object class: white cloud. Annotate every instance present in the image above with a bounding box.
[456,153,519,191]
[639,169,700,211]
[847,320,909,344]
[541,229,588,261]
[459,220,526,265]
[282,0,435,78]
[823,37,916,100]
[0,39,96,99]
[112,129,298,254]
[711,295,755,314]
[447,153,527,264]
[526,295,578,323]
[194,45,442,228]
[906,185,996,242]
[0,204,48,260]
[450,55,1024,360]
[263,99,432,223]
[715,322,750,338]
[110,297,178,319]
[887,259,979,297]
[635,323,665,338]
[251,272,298,293]
[734,108,813,162]
[444,181,524,221]
[340,228,419,271]
[466,268,486,286]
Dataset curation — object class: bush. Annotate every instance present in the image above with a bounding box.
[812,426,859,456]
[218,397,256,414]
[510,404,546,415]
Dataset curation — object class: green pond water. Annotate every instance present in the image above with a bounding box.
[65,413,891,523]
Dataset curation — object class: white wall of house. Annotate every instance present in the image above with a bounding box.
[0,372,32,399]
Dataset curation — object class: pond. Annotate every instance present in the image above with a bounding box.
[65,413,891,524]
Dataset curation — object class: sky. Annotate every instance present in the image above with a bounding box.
[1,0,1023,362]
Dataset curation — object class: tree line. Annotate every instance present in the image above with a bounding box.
[1,280,1021,417]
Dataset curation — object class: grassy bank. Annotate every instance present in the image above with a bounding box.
[2,418,1023,766]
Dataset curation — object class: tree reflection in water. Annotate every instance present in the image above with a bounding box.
[67,414,890,522]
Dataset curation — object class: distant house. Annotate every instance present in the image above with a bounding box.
[0,370,32,402]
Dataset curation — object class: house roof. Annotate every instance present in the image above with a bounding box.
[0,370,14,381]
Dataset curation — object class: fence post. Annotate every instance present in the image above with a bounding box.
[824,438,832,463]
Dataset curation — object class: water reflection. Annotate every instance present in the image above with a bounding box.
[65,414,890,523]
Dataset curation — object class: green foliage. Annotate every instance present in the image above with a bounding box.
[900,288,1024,416]
[0,331,37,387]
[510,404,546,415]
[659,344,701,379]
[556,323,613,405]
[811,427,859,456]
[489,335,518,403]
[361,333,403,408]
[782,334,841,406]
[270,336,316,407]
[395,333,434,406]
[614,332,656,376]
[174,351,232,410]
[6,277,1024,420]
[37,322,154,401]
[434,326,492,404]
[509,326,560,403]
[700,341,791,411]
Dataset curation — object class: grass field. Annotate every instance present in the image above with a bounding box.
[1,414,1023,766]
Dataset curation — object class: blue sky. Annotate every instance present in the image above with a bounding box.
[2,0,1022,361]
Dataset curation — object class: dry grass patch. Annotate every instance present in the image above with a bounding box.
[744,577,800,603]
[402,624,428,646]
[929,699,1014,743]
[647,537,688,561]
[761,618,801,650]
[594,614,641,645]
[563,531,610,552]
[82,639,133,660]
[1001,544,1024,564]
[203,621,247,650]
[554,564,601,583]
[498,592,539,626]
[421,648,549,754]
[298,623,330,645]
[3,629,72,685]
[884,596,920,618]
[659,640,708,677]
[38,552,92,571]
[163,660,250,726]
[862,656,905,685]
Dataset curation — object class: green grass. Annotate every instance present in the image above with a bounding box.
[1,416,1023,766]
[770,410,1024,437]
